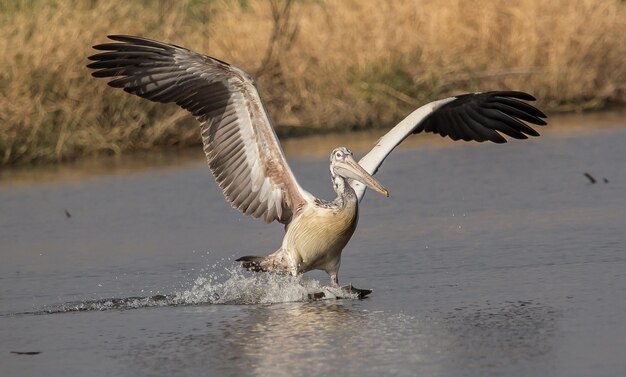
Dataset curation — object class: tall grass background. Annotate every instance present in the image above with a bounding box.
[1,0,624,165]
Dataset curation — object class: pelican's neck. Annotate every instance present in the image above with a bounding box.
[332,175,357,207]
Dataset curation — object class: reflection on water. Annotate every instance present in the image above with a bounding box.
[4,292,560,377]
[226,304,423,377]
[119,299,557,377]
[127,302,434,377]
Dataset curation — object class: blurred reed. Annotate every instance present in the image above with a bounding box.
[0,0,624,165]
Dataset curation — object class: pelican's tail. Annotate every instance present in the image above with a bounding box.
[236,249,292,274]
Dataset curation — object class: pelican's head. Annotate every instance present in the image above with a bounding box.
[330,147,389,197]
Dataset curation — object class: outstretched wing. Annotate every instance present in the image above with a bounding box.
[88,35,312,224]
[351,91,547,200]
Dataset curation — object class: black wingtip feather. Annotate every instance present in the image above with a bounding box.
[415,91,546,143]
[106,34,182,51]
[494,91,537,101]
[91,68,124,78]
[107,34,141,42]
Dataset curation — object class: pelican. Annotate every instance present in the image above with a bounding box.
[88,35,546,291]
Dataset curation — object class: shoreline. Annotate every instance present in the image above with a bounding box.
[2,109,625,187]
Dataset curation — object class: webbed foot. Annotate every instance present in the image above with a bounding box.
[307,283,373,300]
[340,283,373,299]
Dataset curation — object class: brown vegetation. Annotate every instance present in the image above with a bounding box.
[1,0,624,165]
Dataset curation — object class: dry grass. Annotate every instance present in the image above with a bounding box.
[1,0,624,165]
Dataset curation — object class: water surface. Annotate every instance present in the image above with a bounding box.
[1,113,625,376]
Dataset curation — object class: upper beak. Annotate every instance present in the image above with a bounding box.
[335,156,389,197]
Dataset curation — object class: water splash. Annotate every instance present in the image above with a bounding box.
[177,267,331,305]
[180,265,362,304]
[38,295,175,314]
[20,266,359,315]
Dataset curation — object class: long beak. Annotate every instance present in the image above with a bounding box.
[335,156,389,197]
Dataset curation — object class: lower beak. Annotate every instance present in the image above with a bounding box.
[336,157,389,197]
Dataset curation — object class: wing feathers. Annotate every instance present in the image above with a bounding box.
[463,106,507,143]
[88,35,310,224]
[467,106,522,141]
[352,91,546,201]
[485,102,545,129]
[450,111,482,141]
[456,111,489,142]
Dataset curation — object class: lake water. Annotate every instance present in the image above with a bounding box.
[1,112,625,376]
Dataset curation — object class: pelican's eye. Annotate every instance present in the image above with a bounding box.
[335,151,343,159]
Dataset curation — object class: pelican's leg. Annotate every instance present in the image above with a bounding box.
[328,263,341,288]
